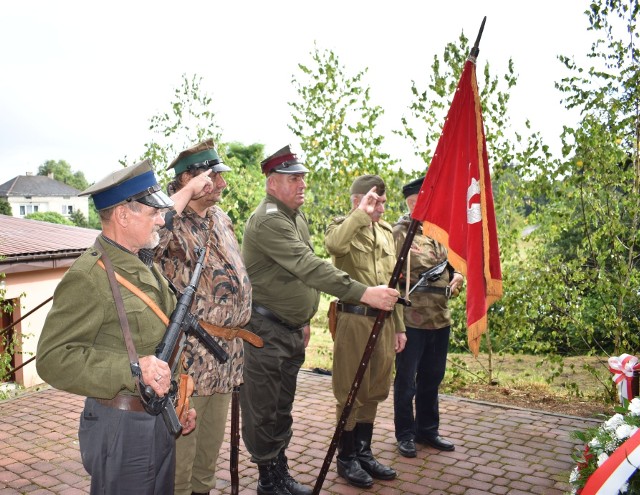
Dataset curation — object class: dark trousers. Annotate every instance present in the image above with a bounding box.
[240,312,305,464]
[78,398,175,495]
[393,325,450,442]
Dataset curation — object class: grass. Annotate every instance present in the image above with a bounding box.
[304,295,614,405]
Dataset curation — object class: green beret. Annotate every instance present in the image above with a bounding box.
[350,174,386,195]
[167,138,231,175]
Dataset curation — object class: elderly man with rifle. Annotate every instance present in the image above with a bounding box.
[37,159,215,495]
[154,139,255,495]
[393,176,464,458]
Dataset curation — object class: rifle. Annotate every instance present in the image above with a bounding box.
[406,259,449,297]
[139,246,229,435]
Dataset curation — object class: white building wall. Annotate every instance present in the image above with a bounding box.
[8,195,89,220]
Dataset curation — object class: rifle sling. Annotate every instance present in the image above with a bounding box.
[93,239,143,387]
[96,248,263,348]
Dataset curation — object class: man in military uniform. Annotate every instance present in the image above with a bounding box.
[240,146,400,495]
[154,139,252,495]
[36,159,211,494]
[325,174,406,489]
[393,176,464,458]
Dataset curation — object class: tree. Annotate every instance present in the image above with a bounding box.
[222,142,266,239]
[139,73,223,188]
[25,211,74,225]
[69,210,89,228]
[289,45,409,249]
[37,160,89,191]
[0,200,11,216]
[517,0,640,356]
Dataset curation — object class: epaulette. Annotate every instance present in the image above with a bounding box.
[331,215,347,225]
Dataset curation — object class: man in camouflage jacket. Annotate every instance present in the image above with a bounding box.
[154,140,252,495]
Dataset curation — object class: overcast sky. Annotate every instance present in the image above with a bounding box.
[0,0,595,185]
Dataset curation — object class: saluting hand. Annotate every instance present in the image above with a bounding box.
[358,186,381,219]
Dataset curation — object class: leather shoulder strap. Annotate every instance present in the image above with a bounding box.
[94,239,143,383]
[96,259,170,326]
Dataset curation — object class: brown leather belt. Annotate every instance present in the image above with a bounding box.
[252,304,303,331]
[199,321,264,348]
[336,302,390,318]
[95,395,146,413]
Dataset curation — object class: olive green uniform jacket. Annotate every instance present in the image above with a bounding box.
[37,237,176,399]
[242,193,367,324]
[325,208,405,428]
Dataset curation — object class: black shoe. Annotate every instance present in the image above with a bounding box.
[353,422,396,480]
[336,429,374,488]
[336,458,374,488]
[191,492,210,495]
[257,461,291,495]
[276,451,312,495]
[398,439,417,458]
[417,435,455,451]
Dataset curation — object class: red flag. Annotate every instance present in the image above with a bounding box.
[411,55,503,356]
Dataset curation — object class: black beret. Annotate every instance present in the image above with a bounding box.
[402,176,424,198]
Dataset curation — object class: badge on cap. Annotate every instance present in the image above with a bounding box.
[261,145,309,175]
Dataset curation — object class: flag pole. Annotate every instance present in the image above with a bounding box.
[311,16,488,494]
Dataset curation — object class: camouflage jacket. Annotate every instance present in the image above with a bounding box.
[393,214,452,330]
[155,205,252,395]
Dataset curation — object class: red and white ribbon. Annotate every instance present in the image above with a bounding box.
[609,354,640,406]
[581,429,640,495]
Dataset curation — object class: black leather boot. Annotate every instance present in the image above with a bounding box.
[336,429,373,488]
[354,422,397,480]
[257,461,291,495]
[276,450,312,495]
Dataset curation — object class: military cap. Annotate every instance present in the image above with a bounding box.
[167,138,231,175]
[80,159,173,211]
[261,145,309,175]
[350,174,386,196]
[402,176,425,198]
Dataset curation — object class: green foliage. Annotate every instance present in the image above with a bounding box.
[221,142,266,240]
[499,0,640,357]
[289,45,410,250]
[139,74,223,188]
[25,211,74,225]
[37,159,89,191]
[0,200,11,215]
[69,209,88,228]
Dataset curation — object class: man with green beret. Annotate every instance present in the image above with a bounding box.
[36,159,212,494]
[325,174,407,488]
[154,138,252,495]
[393,176,464,458]
[241,146,400,495]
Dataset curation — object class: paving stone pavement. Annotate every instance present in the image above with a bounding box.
[0,369,600,494]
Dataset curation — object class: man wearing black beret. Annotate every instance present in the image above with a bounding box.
[393,176,464,458]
